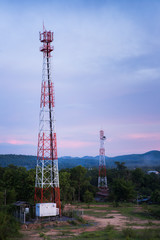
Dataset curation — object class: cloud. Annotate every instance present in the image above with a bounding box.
[0,138,36,146]
[127,133,160,141]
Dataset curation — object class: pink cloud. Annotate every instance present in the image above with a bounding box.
[0,139,35,145]
[127,133,160,140]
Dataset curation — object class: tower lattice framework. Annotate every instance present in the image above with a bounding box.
[98,130,108,191]
[34,27,61,215]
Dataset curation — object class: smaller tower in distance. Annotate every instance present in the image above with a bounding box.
[98,130,108,196]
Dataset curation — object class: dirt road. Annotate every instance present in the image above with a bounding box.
[20,204,160,239]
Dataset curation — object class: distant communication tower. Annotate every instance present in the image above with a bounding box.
[34,27,61,215]
[98,130,108,196]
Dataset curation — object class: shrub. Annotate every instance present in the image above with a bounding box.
[122,227,137,238]
[76,216,86,224]
[68,220,78,225]
[149,206,160,219]
[0,211,20,240]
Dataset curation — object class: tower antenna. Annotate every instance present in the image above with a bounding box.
[34,27,61,216]
[97,130,108,198]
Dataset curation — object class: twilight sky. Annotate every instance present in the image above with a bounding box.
[0,0,160,157]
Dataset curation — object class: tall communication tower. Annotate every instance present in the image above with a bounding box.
[98,130,108,196]
[34,27,61,215]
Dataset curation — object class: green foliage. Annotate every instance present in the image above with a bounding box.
[76,216,86,224]
[0,160,160,206]
[110,178,136,202]
[59,227,160,240]
[68,220,78,226]
[60,171,74,202]
[148,205,160,219]
[63,207,82,219]
[83,190,94,206]
[122,227,137,238]
[0,210,20,240]
[131,168,144,188]
[60,166,94,202]
[70,166,87,201]
[151,190,160,203]
[6,188,17,204]
[122,228,160,240]
[0,165,35,204]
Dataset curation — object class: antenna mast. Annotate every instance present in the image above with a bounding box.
[34,27,61,215]
[98,130,108,197]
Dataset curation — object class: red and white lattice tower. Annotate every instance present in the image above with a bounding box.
[98,130,108,194]
[34,27,61,215]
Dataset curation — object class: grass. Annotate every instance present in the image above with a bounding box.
[56,225,160,240]
[78,202,156,221]
[115,204,160,220]
[57,203,160,240]
[82,206,111,210]
[83,210,108,218]
[82,204,146,220]
[18,203,160,240]
[126,220,160,227]
[39,232,51,240]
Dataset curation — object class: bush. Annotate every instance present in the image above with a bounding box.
[105,224,115,232]
[149,206,160,219]
[83,190,94,204]
[0,211,20,240]
[105,224,115,240]
[76,216,86,224]
[122,227,137,238]
[68,220,78,225]
[140,228,160,240]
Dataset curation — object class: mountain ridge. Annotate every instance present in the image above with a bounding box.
[0,150,160,170]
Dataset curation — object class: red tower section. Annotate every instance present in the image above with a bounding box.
[34,27,61,215]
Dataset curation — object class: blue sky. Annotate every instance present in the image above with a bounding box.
[0,0,160,157]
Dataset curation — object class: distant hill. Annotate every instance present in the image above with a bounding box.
[0,150,160,170]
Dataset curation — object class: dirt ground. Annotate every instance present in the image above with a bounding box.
[20,204,160,239]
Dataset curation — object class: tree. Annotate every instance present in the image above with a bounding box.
[15,167,28,201]
[59,171,74,202]
[111,178,135,202]
[83,190,94,207]
[7,189,16,204]
[25,168,36,203]
[0,191,4,205]
[70,166,87,201]
[151,190,160,203]
[114,161,129,179]
[115,162,126,171]
[86,168,98,187]
[131,168,144,189]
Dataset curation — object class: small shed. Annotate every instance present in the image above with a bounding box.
[13,201,31,223]
[36,203,59,217]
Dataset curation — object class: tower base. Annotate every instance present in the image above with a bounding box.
[96,187,109,201]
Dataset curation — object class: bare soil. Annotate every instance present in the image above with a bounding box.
[20,204,160,239]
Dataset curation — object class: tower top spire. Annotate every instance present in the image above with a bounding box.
[43,21,46,32]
